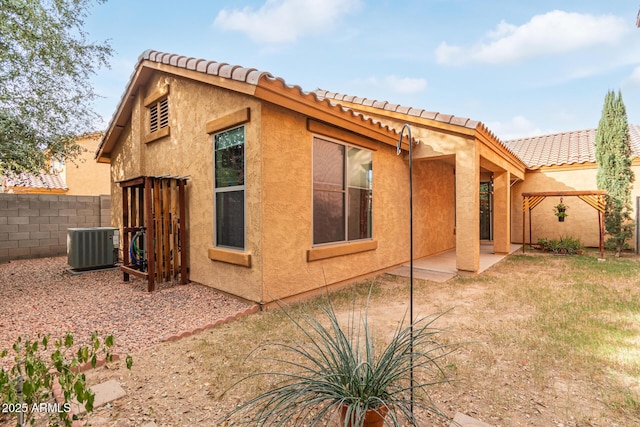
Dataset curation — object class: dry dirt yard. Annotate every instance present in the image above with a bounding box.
[2,252,640,426]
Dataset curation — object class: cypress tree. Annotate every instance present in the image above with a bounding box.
[595,90,635,257]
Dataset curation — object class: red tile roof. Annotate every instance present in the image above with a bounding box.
[143,50,273,85]
[97,50,409,160]
[315,90,481,129]
[504,125,640,168]
[3,173,67,191]
[100,50,525,166]
[314,90,522,162]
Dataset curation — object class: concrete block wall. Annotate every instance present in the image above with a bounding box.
[100,195,111,227]
[0,194,111,263]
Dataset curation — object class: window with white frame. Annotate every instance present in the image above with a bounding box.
[214,125,245,250]
[313,137,372,245]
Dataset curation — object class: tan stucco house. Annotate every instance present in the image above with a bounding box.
[506,127,640,251]
[3,133,110,196]
[96,50,526,303]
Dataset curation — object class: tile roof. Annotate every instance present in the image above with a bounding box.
[314,90,523,162]
[141,50,274,86]
[3,173,67,191]
[315,90,481,129]
[97,50,407,160]
[504,125,640,168]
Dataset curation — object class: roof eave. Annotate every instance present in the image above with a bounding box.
[95,64,154,162]
[96,55,400,161]
[254,77,402,147]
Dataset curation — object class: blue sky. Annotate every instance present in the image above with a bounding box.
[86,0,640,140]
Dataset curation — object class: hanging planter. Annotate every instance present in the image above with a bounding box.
[554,200,568,222]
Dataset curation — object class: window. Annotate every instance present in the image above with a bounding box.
[313,137,372,245]
[214,126,245,250]
[149,97,169,133]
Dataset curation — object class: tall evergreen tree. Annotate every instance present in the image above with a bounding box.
[595,90,635,257]
[0,0,112,176]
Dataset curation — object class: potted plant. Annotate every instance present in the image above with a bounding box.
[222,288,453,426]
[554,202,568,222]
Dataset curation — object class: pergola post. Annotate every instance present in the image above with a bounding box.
[521,190,606,257]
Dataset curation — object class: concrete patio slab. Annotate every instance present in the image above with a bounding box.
[389,265,456,282]
[387,243,522,282]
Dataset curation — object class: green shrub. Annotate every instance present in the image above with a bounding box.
[0,332,133,426]
[536,236,583,255]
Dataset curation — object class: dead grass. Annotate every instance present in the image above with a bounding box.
[78,250,640,426]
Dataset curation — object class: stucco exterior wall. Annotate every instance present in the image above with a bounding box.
[511,164,639,250]
[106,69,524,304]
[412,158,456,257]
[66,135,111,196]
[258,103,409,301]
[108,73,265,301]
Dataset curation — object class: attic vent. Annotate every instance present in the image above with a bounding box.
[150,98,169,133]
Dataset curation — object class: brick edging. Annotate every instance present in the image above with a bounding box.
[160,304,260,343]
[49,305,259,425]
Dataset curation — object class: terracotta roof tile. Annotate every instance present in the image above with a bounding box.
[195,60,208,73]
[420,111,438,120]
[372,100,387,109]
[231,67,256,81]
[161,53,172,64]
[3,173,67,190]
[504,125,640,168]
[434,113,453,123]
[313,89,531,166]
[98,50,412,160]
[407,107,423,117]
[185,58,199,70]
[450,116,470,127]
[316,90,482,132]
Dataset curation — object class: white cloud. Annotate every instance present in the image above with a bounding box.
[487,116,546,141]
[384,76,427,94]
[355,75,427,95]
[213,0,361,44]
[436,10,628,66]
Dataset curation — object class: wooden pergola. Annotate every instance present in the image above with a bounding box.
[522,190,606,259]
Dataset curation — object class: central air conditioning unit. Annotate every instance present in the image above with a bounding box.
[67,227,119,270]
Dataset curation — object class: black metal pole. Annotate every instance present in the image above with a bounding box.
[397,123,414,417]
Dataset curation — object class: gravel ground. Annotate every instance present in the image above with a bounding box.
[0,256,249,368]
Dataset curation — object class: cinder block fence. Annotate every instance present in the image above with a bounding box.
[0,194,111,263]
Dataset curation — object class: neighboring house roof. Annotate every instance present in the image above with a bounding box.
[96,50,522,168]
[3,173,67,193]
[504,125,640,168]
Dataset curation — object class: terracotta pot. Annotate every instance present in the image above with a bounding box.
[340,405,388,427]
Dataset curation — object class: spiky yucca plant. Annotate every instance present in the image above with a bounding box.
[223,289,453,426]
